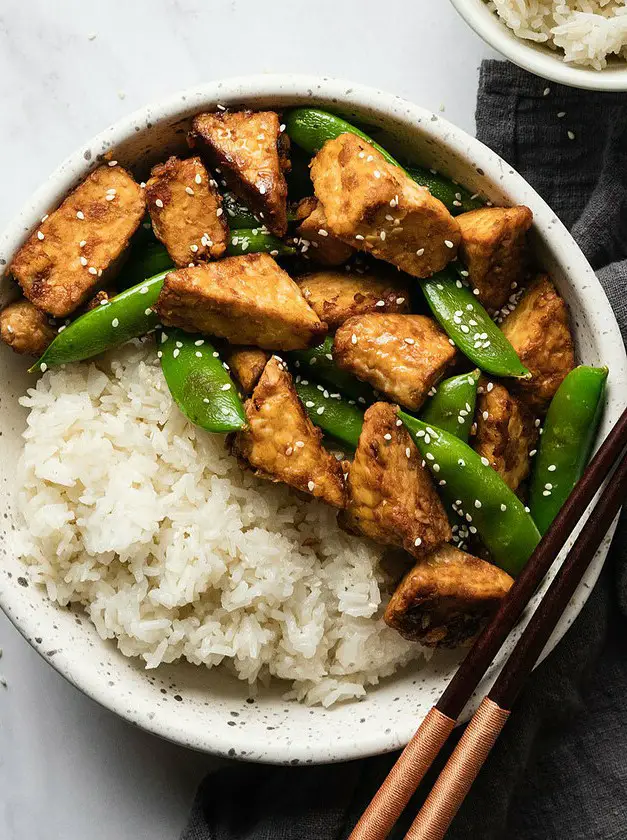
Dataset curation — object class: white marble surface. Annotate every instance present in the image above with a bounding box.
[0,2,495,838]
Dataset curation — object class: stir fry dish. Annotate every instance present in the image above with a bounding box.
[2,105,608,654]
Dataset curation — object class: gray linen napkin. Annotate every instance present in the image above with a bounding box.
[182,61,627,840]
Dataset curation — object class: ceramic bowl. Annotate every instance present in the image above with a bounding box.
[449,0,627,91]
[0,76,625,765]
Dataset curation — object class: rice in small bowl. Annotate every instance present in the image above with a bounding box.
[450,0,627,90]
[0,76,625,763]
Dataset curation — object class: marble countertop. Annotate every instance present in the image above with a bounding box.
[0,2,495,837]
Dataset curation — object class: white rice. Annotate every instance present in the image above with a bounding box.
[487,0,627,69]
[15,340,426,706]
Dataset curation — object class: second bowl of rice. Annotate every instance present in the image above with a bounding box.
[449,0,627,90]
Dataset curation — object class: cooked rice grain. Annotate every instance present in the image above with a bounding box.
[487,0,627,69]
[16,340,425,706]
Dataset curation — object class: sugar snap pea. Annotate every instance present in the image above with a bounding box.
[160,329,246,433]
[30,271,168,372]
[400,412,541,576]
[284,108,483,215]
[421,266,528,378]
[227,229,296,257]
[529,366,608,535]
[295,380,364,449]
[420,370,480,443]
[289,337,375,405]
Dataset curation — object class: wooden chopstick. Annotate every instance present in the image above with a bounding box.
[349,405,627,840]
[406,447,627,840]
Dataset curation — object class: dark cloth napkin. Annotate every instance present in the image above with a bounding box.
[182,61,627,840]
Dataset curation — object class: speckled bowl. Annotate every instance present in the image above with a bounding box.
[0,76,625,765]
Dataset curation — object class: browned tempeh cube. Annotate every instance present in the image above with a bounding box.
[296,268,410,329]
[10,165,145,317]
[145,156,228,265]
[472,380,538,491]
[501,275,575,411]
[0,299,56,356]
[341,402,451,558]
[310,133,460,278]
[457,206,533,313]
[293,197,354,266]
[190,110,290,236]
[384,544,513,648]
[231,356,346,508]
[154,254,326,351]
[225,346,270,393]
[333,313,457,411]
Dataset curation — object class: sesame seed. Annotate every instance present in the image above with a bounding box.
[375,300,385,307]
[351,334,357,345]
[36,230,45,240]
[185,186,195,196]
[568,131,575,141]
[221,383,231,391]
[295,441,305,448]
[105,194,115,201]
[473,288,480,296]
[482,411,489,421]
[444,240,454,249]
[426,452,434,461]
[305,401,315,408]
[535,418,541,428]
[524,506,531,513]
[40,362,47,372]
[460,325,469,334]
[355,234,365,241]
[456,280,463,289]
[458,458,465,467]
[449,339,456,346]
[404,337,415,345]
[433,463,440,472]
[285,446,293,456]
[481,456,489,466]
[543,490,551,497]
[373,170,381,179]
[384,433,392,440]
[416,248,425,256]
[465,513,473,522]
[474,499,482,508]
[397,297,405,304]
[406,447,411,458]
[396,419,402,426]
[545,483,553,490]
[259,185,266,195]
[195,173,202,184]
[414,537,422,547]
[216,208,223,217]
[212,351,219,357]
[316,406,325,415]
[80,256,88,266]
[557,111,566,118]
[88,267,98,275]
[487,382,494,392]
[548,464,557,472]
[76,211,85,220]
[380,230,386,241]
[543,87,551,96]
[111,318,119,328]
[195,351,202,358]
[155,199,164,208]
[308,481,315,492]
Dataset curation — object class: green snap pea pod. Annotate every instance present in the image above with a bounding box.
[30,271,168,372]
[400,412,541,576]
[159,329,246,433]
[421,266,529,378]
[421,370,480,443]
[116,241,174,290]
[529,366,608,535]
[289,336,375,405]
[294,379,364,449]
[284,108,483,215]
[227,229,296,257]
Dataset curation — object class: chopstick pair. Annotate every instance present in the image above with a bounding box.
[350,405,627,840]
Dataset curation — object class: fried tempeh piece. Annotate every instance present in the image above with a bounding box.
[342,402,451,558]
[190,111,290,236]
[296,268,410,329]
[293,197,354,266]
[226,346,270,393]
[457,206,533,313]
[501,275,575,411]
[0,299,56,356]
[310,133,461,278]
[232,356,346,507]
[333,313,457,411]
[145,156,228,265]
[473,380,537,491]
[384,544,514,648]
[10,165,145,317]
[154,253,326,351]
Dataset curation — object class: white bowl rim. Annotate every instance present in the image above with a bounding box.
[449,0,627,92]
[0,73,625,764]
